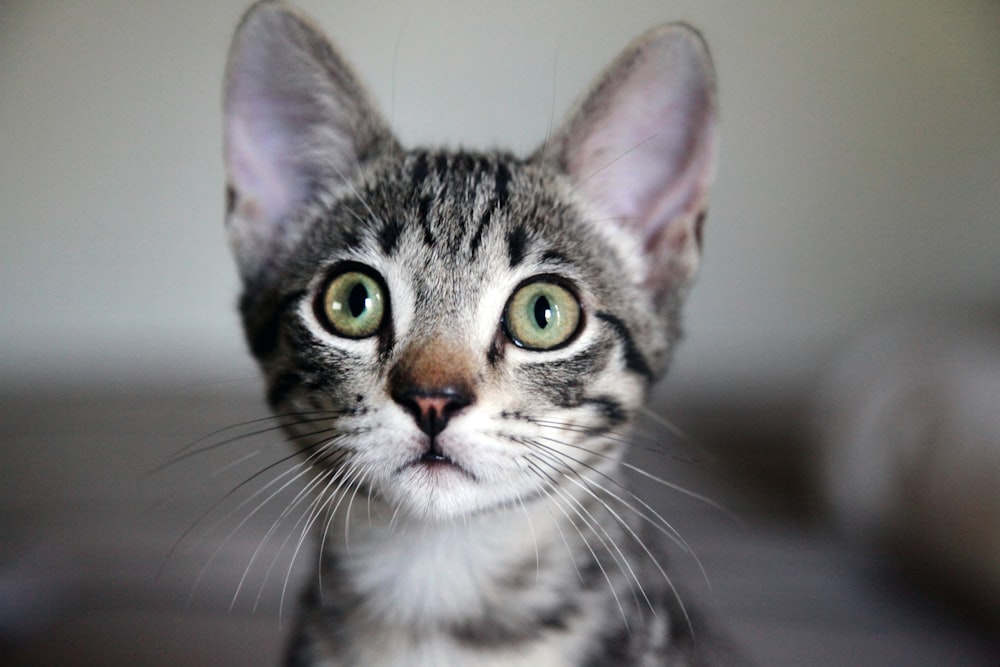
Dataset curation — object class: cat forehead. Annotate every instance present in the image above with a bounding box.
[296,149,626,287]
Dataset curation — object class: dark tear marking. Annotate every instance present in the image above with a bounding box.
[594,312,653,380]
[506,225,529,267]
[486,327,506,367]
[376,314,395,365]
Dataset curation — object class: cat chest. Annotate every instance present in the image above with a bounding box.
[338,515,570,623]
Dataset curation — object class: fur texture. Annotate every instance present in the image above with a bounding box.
[223,2,729,665]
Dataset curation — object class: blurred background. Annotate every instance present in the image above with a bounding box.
[2,1,998,665]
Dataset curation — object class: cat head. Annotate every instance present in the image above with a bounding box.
[223,1,717,521]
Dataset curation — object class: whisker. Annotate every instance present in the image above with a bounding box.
[526,444,699,639]
[184,446,332,609]
[279,464,363,624]
[526,423,738,524]
[251,467,345,614]
[528,418,703,467]
[521,460,610,582]
[618,459,742,527]
[232,462,338,612]
[637,406,701,448]
[155,410,342,471]
[525,457,633,631]
[527,451,651,616]
[314,460,372,609]
[155,428,348,579]
[318,460,369,572]
[524,434,694,554]
[510,480,541,584]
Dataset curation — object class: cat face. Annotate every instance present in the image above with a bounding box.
[245,151,661,520]
[223,3,716,522]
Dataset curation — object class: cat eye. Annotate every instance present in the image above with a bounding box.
[318,268,387,338]
[504,280,582,350]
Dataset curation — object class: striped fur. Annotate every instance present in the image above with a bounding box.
[223,2,731,665]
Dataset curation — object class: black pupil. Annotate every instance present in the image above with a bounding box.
[347,282,369,318]
[533,295,552,328]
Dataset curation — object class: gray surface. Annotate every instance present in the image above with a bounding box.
[1,383,996,666]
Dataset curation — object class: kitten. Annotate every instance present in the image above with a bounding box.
[222,2,730,665]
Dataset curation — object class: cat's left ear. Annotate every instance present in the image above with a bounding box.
[536,25,717,302]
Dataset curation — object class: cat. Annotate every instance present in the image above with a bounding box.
[222,1,732,665]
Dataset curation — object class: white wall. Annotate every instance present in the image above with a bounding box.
[2,1,998,391]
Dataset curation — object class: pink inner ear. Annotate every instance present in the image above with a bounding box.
[227,106,305,229]
[568,30,716,253]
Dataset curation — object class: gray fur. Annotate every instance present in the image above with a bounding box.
[223,2,731,665]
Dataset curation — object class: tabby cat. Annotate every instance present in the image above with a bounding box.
[223,2,728,665]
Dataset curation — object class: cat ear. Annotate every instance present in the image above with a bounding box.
[537,25,717,301]
[223,1,398,284]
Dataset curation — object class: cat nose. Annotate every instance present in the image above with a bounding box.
[389,338,477,439]
[392,388,473,438]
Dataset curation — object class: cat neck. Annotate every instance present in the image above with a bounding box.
[319,483,620,629]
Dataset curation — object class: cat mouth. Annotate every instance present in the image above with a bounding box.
[396,452,477,481]
[420,451,454,465]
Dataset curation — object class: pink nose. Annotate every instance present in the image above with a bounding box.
[392,389,472,438]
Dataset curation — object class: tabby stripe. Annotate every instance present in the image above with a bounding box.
[378,215,405,255]
[449,598,579,649]
[416,193,435,246]
[266,371,302,407]
[400,152,436,251]
[506,225,529,267]
[468,201,496,258]
[433,152,449,179]
[467,153,486,189]
[410,152,429,188]
[469,160,513,258]
[581,625,635,667]
[541,249,570,264]
[595,311,653,380]
[580,394,627,426]
[242,289,306,357]
[493,159,511,205]
[486,328,506,367]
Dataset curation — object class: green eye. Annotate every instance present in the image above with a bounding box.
[505,280,582,350]
[320,269,386,338]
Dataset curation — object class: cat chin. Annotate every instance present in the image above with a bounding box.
[380,469,532,523]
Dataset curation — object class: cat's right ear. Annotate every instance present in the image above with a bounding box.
[223,1,398,285]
